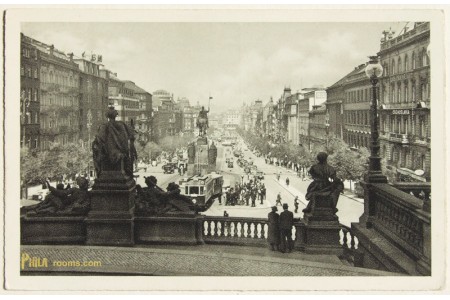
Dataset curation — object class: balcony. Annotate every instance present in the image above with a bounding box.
[412,135,430,146]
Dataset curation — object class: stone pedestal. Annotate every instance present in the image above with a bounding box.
[296,196,343,255]
[86,163,136,246]
[187,136,217,176]
[21,216,86,245]
[135,214,204,245]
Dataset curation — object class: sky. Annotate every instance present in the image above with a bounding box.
[22,22,408,110]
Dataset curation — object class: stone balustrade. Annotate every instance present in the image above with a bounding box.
[392,182,431,212]
[340,224,363,267]
[353,182,431,275]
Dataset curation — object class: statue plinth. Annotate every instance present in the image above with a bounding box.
[187,137,217,176]
[295,195,343,255]
[86,160,136,246]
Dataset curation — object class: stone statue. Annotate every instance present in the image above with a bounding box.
[135,176,196,214]
[196,106,209,136]
[303,152,344,214]
[22,177,90,216]
[92,107,137,177]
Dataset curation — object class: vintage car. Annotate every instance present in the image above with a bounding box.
[162,163,176,174]
[256,171,265,180]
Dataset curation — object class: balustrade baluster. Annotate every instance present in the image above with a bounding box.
[350,234,356,250]
[204,220,210,236]
[213,221,218,237]
[230,222,235,237]
[219,221,224,237]
[260,223,265,239]
[342,229,348,248]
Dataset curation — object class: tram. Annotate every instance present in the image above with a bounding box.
[179,172,223,211]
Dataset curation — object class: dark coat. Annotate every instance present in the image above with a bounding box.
[267,211,280,244]
[279,210,294,230]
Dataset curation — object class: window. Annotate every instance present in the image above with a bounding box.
[21,65,25,76]
[397,117,401,134]
[384,63,389,76]
[404,55,409,72]
[391,83,396,102]
[391,59,396,74]
[34,68,38,79]
[34,113,38,124]
[412,83,416,102]
[26,67,32,78]
[422,49,428,67]
[404,82,409,102]
[412,52,416,69]
[419,116,425,137]
[397,84,402,103]
[33,89,38,101]
[398,57,402,73]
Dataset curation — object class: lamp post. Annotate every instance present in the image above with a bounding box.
[364,56,387,184]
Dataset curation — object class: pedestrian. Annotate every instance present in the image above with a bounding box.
[245,191,250,206]
[279,203,294,253]
[267,206,280,251]
[251,192,256,207]
[223,210,229,217]
[286,177,290,187]
[294,196,299,213]
[276,173,280,181]
[276,192,282,206]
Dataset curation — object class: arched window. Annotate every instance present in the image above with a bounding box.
[422,48,428,67]
[412,52,416,69]
[398,57,402,73]
[412,81,416,101]
[384,63,389,76]
[404,54,409,71]
[391,59,396,74]
[397,84,402,103]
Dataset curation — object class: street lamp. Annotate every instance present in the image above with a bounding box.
[364,56,387,183]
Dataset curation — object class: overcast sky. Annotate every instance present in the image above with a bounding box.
[22,22,408,110]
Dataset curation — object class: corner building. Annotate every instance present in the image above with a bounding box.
[378,22,430,182]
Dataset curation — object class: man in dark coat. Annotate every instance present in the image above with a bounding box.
[279,203,294,253]
[267,206,280,251]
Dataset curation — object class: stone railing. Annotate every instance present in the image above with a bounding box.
[392,182,431,213]
[339,224,363,267]
[370,183,431,273]
[202,216,274,247]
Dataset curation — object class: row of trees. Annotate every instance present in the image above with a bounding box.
[238,129,395,187]
[135,132,197,161]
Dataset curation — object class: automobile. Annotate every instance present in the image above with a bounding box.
[227,161,234,168]
[256,171,265,180]
[162,163,176,174]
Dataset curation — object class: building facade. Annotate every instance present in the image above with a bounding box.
[20,34,41,149]
[342,64,372,149]
[29,38,81,150]
[309,104,328,150]
[298,88,327,149]
[74,57,109,147]
[378,22,431,182]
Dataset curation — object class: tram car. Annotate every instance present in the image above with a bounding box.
[179,173,223,212]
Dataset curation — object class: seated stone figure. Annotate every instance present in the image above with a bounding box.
[23,177,90,216]
[303,152,344,214]
[135,176,195,214]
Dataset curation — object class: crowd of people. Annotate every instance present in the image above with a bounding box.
[221,177,266,207]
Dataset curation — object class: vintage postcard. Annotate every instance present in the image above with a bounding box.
[1,5,448,293]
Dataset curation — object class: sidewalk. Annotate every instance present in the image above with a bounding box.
[21,244,401,277]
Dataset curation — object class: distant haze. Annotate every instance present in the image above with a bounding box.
[23,22,408,111]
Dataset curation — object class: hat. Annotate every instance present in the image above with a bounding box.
[271,206,278,211]
[145,176,157,186]
[282,203,288,209]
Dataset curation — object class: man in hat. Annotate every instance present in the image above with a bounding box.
[267,206,280,251]
[279,203,294,253]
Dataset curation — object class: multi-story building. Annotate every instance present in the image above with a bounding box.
[28,38,81,150]
[74,57,109,147]
[342,64,372,149]
[285,92,302,145]
[326,75,346,141]
[152,89,181,140]
[309,104,328,150]
[298,87,327,149]
[224,109,242,130]
[378,22,430,182]
[20,34,41,149]
[132,84,153,143]
[106,73,140,127]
